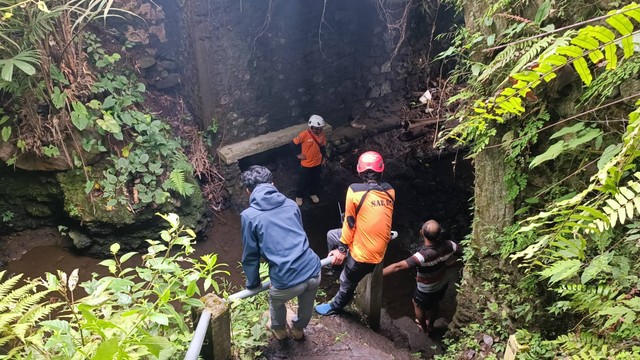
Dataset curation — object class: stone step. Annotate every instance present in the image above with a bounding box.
[380,309,446,358]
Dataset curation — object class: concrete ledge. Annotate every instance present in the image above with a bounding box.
[355,262,383,331]
[217,123,332,164]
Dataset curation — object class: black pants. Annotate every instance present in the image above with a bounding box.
[332,255,377,310]
[295,165,321,198]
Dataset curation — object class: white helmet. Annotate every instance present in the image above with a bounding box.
[308,114,325,128]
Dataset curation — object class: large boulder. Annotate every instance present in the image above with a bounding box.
[56,168,207,257]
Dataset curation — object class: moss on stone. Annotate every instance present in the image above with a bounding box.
[56,168,135,225]
[24,203,54,218]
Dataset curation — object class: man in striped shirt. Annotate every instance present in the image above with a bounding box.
[383,220,462,335]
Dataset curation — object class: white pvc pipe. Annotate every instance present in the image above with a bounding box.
[184,309,212,360]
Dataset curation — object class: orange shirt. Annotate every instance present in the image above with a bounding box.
[340,182,395,264]
[292,129,326,168]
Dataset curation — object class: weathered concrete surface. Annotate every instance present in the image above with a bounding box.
[200,294,232,360]
[177,0,424,140]
[354,262,383,331]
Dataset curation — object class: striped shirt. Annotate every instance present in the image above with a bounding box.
[405,241,458,293]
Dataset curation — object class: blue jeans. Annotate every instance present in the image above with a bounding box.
[326,228,377,310]
[269,274,321,330]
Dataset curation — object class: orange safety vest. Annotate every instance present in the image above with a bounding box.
[293,129,326,168]
[339,182,395,264]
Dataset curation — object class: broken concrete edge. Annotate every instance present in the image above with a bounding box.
[216,123,333,165]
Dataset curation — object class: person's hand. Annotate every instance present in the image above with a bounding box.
[329,249,346,266]
[246,284,260,291]
[297,153,307,160]
[322,158,328,167]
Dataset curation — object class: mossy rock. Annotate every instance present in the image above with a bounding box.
[56,167,207,257]
[57,169,135,225]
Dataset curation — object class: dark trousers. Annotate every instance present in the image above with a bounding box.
[332,255,377,310]
[295,165,321,198]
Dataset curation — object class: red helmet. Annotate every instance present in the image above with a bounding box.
[357,151,384,173]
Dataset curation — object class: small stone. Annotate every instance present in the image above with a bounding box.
[154,73,180,89]
[138,57,156,69]
[69,230,93,250]
[482,334,493,347]
[158,60,177,71]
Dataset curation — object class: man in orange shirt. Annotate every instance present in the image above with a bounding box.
[315,151,395,315]
[292,114,328,206]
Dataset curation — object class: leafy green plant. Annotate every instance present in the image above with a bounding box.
[437,1,640,358]
[73,39,198,211]
[0,213,229,359]
[1,210,13,223]
[443,3,640,153]
[229,292,270,360]
[229,262,270,360]
[0,271,61,357]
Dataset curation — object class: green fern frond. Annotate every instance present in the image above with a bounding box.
[171,152,193,172]
[477,43,519,83]
[0,281,35,314]
[15,303,62,341]
[456,3,640,151]
[0,287,51,331]
[593,173,640,231]
[0,271,23,299]
[0,272,54,351]
[511,36,558,74]
[168,169,195,198]
[553,332,609,356]
[0,334,13,347]
[581,54,640,104]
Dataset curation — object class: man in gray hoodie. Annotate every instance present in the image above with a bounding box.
[240,165,322,341]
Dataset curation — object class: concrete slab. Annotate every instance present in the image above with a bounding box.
[217,123,333,164]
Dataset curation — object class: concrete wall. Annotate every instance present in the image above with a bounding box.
[174,0,418,141]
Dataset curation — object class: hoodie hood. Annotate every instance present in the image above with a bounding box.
[249,183,286,211]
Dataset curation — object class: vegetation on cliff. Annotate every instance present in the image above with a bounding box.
[437,0,640,357]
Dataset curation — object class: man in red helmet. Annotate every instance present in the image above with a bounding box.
[315,151,395,316]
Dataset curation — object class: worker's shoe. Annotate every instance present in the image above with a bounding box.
[310,195,320,204]
[271,328,288,340]
[295,197,303,206]
[291,326,305,341]
[315,302,339,316]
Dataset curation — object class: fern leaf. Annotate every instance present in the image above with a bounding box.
[539,259,582,284]
[0,271,23,299]
[15,303,61,341]
[0,282,35,313]
[511,37,556,74]
[168,169,195,198]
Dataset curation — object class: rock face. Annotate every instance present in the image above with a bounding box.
[0,166,65,234]
[174,0,431,140]
[0,164,206,257]
[55,169,207,257]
